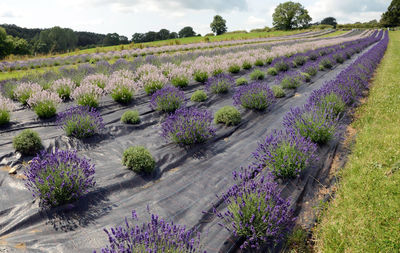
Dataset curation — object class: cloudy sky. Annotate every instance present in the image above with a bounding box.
[0,0,391,37]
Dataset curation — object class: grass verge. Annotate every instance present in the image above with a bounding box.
[313,31,400,252]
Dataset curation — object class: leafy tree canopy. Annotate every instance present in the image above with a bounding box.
[272,1,312,30]
[210,15,228,35]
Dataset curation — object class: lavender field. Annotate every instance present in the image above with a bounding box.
[0,26,389,252]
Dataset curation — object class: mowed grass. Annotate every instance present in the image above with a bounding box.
[314,31,400,252]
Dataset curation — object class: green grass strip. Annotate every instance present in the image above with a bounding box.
[314,31,400,252]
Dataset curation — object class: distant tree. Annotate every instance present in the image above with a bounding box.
[380,0,400,27]
[143,31,157,42]
[132,33,145,43]
[76,31,106,48]
[12,37,31,55]
[272,1,312,30]
[119,35,129,44]
[157,29,170,40]
[34,26,77,53]
[178,26,196,38]
[103,33,121,46]
[210,15,228,35]
[169,32,178,39]
[321,17,337,28]
[0,27,14,58]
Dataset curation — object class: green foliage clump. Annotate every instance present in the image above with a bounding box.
[228,64,241,74]
[193,71,209,83]
[0,110,10,125]
[242,61,252,70]
[236,77,248,86]
[121,110,140,124]
[33,101,57,119]
[13,129,42,155]
[320,58,333,69]
[267,67,278,76]
[122,146,156,174]
[250,69,265,80]
[214,106,241,126]
[191,90,207,102]
[301,72,311,82]
[254,59,264,66]
[280,76,302,89]
[318,93,346,116]
[271,85,286,98]
[144,81,164,95]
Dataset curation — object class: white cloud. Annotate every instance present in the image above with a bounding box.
[246,16,266,26]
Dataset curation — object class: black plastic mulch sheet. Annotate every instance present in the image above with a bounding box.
[0,40,375,253]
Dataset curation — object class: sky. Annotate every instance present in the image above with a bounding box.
[0,0,391,37]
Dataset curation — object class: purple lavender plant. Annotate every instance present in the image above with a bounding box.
[282,105,338,144]
[161,107,215,145]
[150,86,185,113]
[205,74,234,94]
[0,96,16,125]
[214,167,294,249]
[24,149,96,207]
[233,82,275,110]
[57,106,104,139]
[97,210,204,253]
[252,129,318,178]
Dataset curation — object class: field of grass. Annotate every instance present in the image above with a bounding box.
[314,31,400,252]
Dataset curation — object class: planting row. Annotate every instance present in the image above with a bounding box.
[0,30,334,72]
[0,31,377,123]
[6,30,386,252]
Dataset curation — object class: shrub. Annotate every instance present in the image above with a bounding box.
[274,60,290,72]
[121,110,140,124]
[271,85,285,98]
[105,76,137,104]
[267,67,278,76]
[51,78,76,100]
[191,90,207,102]
[13,82,42,105]
[233,82,275,110]
[71,83,103,108]
[57,106,104,139]
[27,90,62,119]
[141,72,168,95]
[228,64,241,74]
[205,74,234,94]
[242,61,252,70]
[254,59,264,66]
[193,70,209,83]
[302,64,318,76]
[265,56,274,65]
[0,96,16,125]
[253,129,317,178]
[315,92,346,116]
[122,146,155,174]
[98,210,203,253]
[250,69,265,80]
[150,86,185,113]
[161,107,215,145]
[169,67,192,88]
[214,167,294,249]
[81,74,109,89]
[13,129,42,155]
[283,106,337,144]
[333,53,345,64]
[214,106,241,126]
[319,58,333,69]
[24,149,95,207]
[301,72,311,82]
[280,73,303,89]
[235,77,248,86]
[292,55,307,67]
[308,52,319,61]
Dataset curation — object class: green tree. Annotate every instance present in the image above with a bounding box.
[272,1,312,30]
[178,26,196,38]
[321,17,337,28]
[0,27,14,59]
[103,33,120,46]
[35,26,78,53]
[157,29,170,40]
[210,15,228,35]
[380,0,400,27]
[12,37,31,55]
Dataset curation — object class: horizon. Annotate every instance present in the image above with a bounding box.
[0,0,391,37]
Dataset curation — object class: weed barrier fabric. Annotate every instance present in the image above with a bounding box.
[0,38,380,252]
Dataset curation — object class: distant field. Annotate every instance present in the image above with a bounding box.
[3,29,313,62]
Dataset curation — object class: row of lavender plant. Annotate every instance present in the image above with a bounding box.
[0,30,336,72]
[209,29,388,250]
[1,31,375,120]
